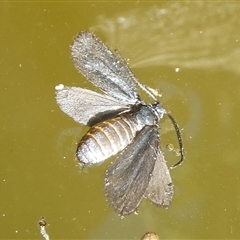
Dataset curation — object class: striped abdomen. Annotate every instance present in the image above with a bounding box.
[76,114,143,165]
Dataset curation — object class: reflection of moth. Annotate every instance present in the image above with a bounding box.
[55,31,184,215]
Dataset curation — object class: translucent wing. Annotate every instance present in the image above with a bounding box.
[144,145,173,206]
[55,84,130,126]
[104,125,159,215]
[71,31,140,104]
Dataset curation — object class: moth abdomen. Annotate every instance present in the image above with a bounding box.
[76,114,142,165]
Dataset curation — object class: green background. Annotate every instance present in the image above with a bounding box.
[1,2,240,239]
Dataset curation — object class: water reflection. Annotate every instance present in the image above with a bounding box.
[91,2,240,75]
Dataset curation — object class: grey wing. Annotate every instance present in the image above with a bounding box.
[71,31,140,104]
[104,125,159,215]
[55,84,130,126]
[144,144,173,207]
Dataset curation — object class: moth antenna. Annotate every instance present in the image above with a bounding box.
[167,112,185,169]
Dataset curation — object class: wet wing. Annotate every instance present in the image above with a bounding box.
[104,125,159,215]
[55,85,130,126]
[71,31,140,104]
[144,144,173,206]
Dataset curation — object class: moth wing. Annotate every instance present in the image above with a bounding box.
[104,125,159,215]
[144,144,173,206]
[71,31,140,104]
[55,85,130,126]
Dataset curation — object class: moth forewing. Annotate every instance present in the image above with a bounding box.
[104,126,159,215]
[70,31,140,104]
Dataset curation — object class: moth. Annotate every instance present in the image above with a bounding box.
[55,31,184,215]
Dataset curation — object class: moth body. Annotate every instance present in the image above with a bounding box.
[55,31,184,215]
[77,104,163,165]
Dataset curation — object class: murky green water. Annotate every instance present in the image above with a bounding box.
[1,2,240,239]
